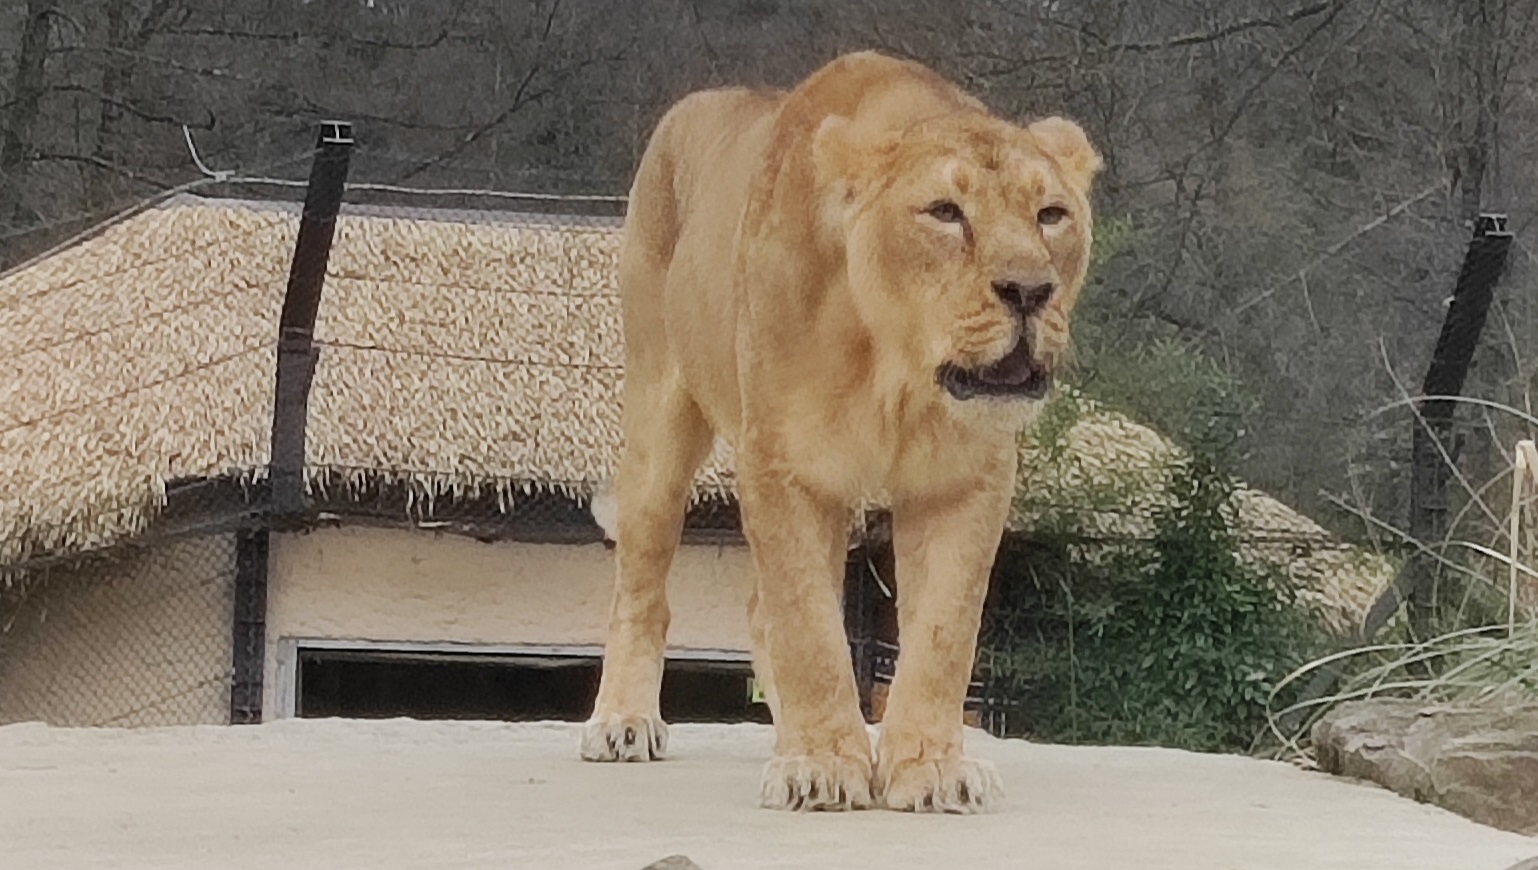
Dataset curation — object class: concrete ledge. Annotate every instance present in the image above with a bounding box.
[1,718,1534,869]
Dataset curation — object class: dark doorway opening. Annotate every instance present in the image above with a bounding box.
[295,648,771,724]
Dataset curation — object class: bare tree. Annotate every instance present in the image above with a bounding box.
[0,0,1533,555]
[1,0,57,229]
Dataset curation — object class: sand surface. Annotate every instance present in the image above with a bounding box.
[1,718,1534,870]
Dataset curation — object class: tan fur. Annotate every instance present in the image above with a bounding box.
[580,51,1101,814]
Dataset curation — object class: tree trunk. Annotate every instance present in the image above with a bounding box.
[1454,0,1497,224]
[89,0,135,209]
[1,0,55,229]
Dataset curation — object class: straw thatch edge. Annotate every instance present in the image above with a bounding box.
[295,462,735,519]
[0,461,744,585]
[166,193,627,232]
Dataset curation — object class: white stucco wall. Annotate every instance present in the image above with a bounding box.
[262,525,755,718]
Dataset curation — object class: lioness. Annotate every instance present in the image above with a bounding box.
[581,51,1101,813]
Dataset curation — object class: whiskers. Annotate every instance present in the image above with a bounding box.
[949,309,1016,366]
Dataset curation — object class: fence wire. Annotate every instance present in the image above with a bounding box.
[0,527,240,728]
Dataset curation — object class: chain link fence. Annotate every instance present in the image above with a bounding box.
[0,449,764,731]
[0,478,267,728]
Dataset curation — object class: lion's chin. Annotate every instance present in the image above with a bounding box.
[937,339,1053,402]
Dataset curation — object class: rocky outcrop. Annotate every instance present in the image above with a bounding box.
[639,857,704,870]
[1313,698,1538,836]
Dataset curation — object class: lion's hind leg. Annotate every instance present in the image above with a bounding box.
[581,374,714,762]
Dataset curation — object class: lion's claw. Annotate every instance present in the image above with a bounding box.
[580,713,668,762]
[760,753,874,812]
[877,755,1003,814]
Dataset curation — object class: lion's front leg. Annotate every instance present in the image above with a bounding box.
[738,466,873,812]
[876,476,1013,814]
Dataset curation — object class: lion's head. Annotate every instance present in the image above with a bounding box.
[814,108,1101,404]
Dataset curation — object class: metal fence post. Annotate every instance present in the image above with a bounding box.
[1358,213,1513,641]
[230,121,353,725]
[229,528,270,724]
[270,120,354,520]
[1404,213,1512,633]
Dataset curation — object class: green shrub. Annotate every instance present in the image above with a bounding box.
[985,455,1325,752]
[982,320,1326,752]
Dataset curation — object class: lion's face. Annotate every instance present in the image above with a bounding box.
[818,112,1101,404]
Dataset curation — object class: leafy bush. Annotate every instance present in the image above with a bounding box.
[985,456,1326,751]
[982,320,1327,752]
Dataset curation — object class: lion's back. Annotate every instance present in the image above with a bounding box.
[621,87,780,270]
[618,86,783,436]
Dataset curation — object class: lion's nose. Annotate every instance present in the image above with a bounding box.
[993,280,1054,318]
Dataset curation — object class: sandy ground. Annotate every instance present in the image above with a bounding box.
[2,718,1535,870]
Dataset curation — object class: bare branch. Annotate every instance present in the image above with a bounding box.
[1115,1,1338,53]
[164,27,457,50]
[32,152,174,188]
[47,45,253,83]
[968,0,1341,79]
[134,0,182,45]
[46,84,215,130]
[391,1,631,183]
[1229,181,1446,318]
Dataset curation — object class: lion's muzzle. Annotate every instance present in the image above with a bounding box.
[937,332,1053,402]
[938,278,1056,402]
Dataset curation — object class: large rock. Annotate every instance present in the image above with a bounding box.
[1313,698,1538,835]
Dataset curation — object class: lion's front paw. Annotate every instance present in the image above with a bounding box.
[759,753,874,812]
[579,712,668,762]
[877,754,1003,814]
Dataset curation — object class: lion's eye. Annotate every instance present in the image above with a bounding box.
[925,200,966,223]
[1038,206,1069,226]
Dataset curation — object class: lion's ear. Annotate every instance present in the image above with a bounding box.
[812,115,863,191]
[1027,116,1103,190]
[810,115,880,231]
[813,116,900,181]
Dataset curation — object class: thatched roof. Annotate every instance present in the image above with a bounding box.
[0,194,1393,627]
[0,195,728,569]
[1011,396,1395,630]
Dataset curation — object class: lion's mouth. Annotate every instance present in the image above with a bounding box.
[937,337,1053,402]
